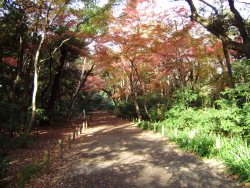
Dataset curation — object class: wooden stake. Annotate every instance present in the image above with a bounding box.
[75,128,78,138]
[86,120,89,128]
[175,128,178,138]
[189,130,196,139]
[73,131,75,141]
[44,150,50,174]
[216,138,221,149]
[58,139,63,158]
[80,125,82,134]
[82,122,85,132]
[68,135,71,149]
[18,168,25,188]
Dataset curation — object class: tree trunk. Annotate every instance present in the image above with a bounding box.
[22,28,46,144]
[222,41,234,88]
[41,50,53,109]
[143,96,152,121]
[10,34,25,137]
[129,72,142,120]
[67,64,95,111]
[133,95,142,120]
[102,88,117,106]
[47,46,67,112]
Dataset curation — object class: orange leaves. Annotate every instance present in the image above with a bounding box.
[92,0,224,99]
[82,75,105,92]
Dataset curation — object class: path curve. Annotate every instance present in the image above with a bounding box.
[54,111,238,188]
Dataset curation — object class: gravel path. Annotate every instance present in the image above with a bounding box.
[53,111,238,188]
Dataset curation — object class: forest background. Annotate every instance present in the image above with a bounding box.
[0,0,250,184]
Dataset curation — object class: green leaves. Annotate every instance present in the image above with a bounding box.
[164,106,245,136]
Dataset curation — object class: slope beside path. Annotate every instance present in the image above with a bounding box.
[31,111,239,187]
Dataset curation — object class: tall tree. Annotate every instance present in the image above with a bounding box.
[184,0,250,58]
[183,0,250,87]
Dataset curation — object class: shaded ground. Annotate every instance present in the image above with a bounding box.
[5,111,242,187]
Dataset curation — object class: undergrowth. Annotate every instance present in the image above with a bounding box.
[136,109,250,184]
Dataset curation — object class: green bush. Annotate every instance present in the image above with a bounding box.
[164,106,245,137]
[157,123,250,183]
[175,134,216,157]
[113,95,169,120]
[114,100,136,119]
[138,104,250,183]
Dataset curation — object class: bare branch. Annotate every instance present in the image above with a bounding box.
[236,0,250,5]
[198,0,219,15]
[39,38,71,63]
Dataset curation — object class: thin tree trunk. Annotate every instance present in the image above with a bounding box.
[41,50,53,109]
[10,35,25,137]
[222,41,234,88]
[102,88,117,106]
[143,95,152,121]
[142,85,152,121]
[133,96,142,120]
[68,63,94,111]
[129,71,142,120]
[22,29,46,142]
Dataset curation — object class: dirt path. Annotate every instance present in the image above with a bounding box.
[35,111,238,188]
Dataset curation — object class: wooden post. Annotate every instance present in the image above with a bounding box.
[175,128,178,138]
[73,131,75,141]
[148,121,150,129]
[80,125,82,134]
[83,109,86,119]
[82,122,85,132]
[58,139,63,158]
[44,150,50,174]
[154,123,156,133]
[18,168,25,188]
[162,125,164,136]
[216,138,221,149]
[75,128,78,139]
[68,135,71,149]
[87,119,89,128]
[189,130,196,140]
[90,113,93,122]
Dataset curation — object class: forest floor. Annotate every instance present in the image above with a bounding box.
[2,111,247,187]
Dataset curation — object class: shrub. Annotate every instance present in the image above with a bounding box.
[175,134,216,157]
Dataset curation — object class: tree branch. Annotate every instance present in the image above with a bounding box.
[184,0,249,56]
[39,38,71,63]
[198,0,219,15]
[228,0,249,43]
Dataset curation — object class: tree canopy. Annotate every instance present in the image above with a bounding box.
[0,0,249,146]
